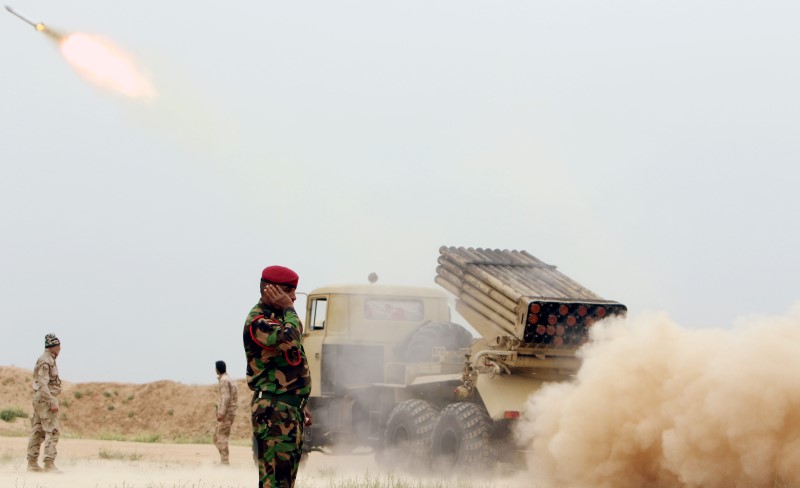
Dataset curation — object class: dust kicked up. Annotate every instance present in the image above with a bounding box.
[519,305,800,488]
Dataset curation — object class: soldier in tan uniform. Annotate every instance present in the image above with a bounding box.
[214,360,238,465]
[27,333,63,472]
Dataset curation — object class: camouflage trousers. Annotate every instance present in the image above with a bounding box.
[214,411,236,462]
[27,392,61,462]
[251,398,304,488]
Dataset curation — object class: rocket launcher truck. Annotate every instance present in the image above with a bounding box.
[301,246,626,471]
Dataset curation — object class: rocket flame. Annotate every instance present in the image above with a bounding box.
[59,33,156,100]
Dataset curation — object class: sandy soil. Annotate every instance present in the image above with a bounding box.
[1,366,374,486]
[1,366,529,487]
[0,436,384,488]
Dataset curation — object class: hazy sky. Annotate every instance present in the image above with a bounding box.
[2,1,798,384]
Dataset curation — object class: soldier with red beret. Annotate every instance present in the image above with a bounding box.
[243,265,312,488]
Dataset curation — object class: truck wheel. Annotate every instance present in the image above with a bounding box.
[380,399,438,470]
[430,402,492,471]
[398,321,474,363]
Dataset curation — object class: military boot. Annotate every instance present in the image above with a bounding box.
[43,459,61,473]
[218,448,230,465]
[27,458,42,472]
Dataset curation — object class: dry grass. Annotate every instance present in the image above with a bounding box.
[314,476,502,488]
[98,448,143,461]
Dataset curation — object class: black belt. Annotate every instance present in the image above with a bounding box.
[255,391,307,409]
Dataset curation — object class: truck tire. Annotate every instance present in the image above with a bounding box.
[379,399,439,469]
[398,321,474,363]
[430,402,493,471]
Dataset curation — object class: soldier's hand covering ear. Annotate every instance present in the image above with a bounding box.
[262,284,294,310]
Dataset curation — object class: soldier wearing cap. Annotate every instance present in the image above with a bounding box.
[27,333,63,472]
[214,359,238,465]
[243,265,312,488]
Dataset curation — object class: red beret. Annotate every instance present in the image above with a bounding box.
[261,265,299,288]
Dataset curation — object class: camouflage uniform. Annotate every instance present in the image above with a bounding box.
[214,371,238,463]
[243,302,311,488]
[27,350,62,465]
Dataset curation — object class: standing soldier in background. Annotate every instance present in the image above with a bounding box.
[27,333,63,473]
[243,265,312,488]
[214,360,238,465]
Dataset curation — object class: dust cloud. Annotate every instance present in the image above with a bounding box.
[518,304,800,488]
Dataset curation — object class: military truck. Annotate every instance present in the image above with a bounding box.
[302,246,626,470]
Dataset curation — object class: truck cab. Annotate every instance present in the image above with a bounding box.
[302,284,467,450]
[303,284,451,396]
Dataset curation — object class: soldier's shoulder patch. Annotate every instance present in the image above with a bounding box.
[249,316,279,350]
[251,314,283,327]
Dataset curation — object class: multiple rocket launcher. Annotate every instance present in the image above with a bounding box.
[435,246,627,350]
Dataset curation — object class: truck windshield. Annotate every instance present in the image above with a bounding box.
[310,298,327,330]
[364,299,423,321]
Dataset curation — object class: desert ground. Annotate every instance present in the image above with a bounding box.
[0,436,393,488]
[0,366,527,488]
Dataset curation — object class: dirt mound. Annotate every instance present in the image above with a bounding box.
[0,366,252,442]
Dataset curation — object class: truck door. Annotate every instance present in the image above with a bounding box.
[303,295,328,397]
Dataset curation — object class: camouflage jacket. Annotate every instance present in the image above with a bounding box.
[242,301,311,399]
[32,351,62,406]
[217,372,238,417]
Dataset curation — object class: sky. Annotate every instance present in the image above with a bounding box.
[1,1,798,385]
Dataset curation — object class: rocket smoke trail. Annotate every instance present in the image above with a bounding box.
[4,5,61,39]
[5,5,155,99]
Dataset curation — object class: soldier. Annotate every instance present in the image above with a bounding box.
[27,333,63,473]
[243,265,312,488]
[214,359,238,465]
